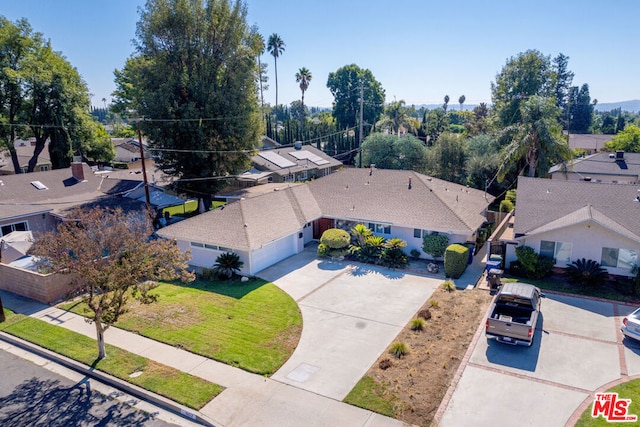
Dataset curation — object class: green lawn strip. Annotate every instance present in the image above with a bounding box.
[60,278,302,375]
[343,376,400,418]
[1,313,223,409]
[576,379,640,426]
[501,276,640,303]
[163,200,225,217]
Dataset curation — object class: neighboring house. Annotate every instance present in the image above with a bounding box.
[0,162,149,241]
[112,138,148,163]
[491,176,640,278]
[567,133,613,154]
[239,141,342,185]
[157,168,493,275]
[549,151,640,184]
[0,139,52,175]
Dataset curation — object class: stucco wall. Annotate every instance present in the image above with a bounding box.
[0,264,74,304]
[515,221,639,277]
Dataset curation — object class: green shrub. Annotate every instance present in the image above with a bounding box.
[320,228,350,249]
[111,162,129,169]
[429,300,440,308]
[444,244,469,279]
[199,267,216,281]
[505,189,517,205]
[410,318,425,331]
[515,245,538,274]
[389,342,410,359]
[534,256,555,279]
[499,199,514,213]
[422,234,449,259]
[409,249,421,259]
[381,238,408,268]
[441,280,456,292]
[357,235,386,263]
[565,258,608,288]
[317,243,330,257]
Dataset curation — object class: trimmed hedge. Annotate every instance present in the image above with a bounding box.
[320,228,350,249]
[444,244,469,279]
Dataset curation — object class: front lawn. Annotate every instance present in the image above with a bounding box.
[0,309,223,409]
[576,379,640,426]
[61,278,302,375]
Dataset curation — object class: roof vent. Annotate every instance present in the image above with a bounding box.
[616,150,625,160]
[294,141,302,150]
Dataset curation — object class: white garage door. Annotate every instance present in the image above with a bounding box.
[251,233,299,274]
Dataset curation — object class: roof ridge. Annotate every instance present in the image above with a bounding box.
[414,172,479,230]
[238,199,252,249]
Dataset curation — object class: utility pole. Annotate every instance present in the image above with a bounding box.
[136,113,152,210]
[358,84,364,168]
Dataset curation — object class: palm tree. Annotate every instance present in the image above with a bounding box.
[499,96,573,178]
[295,67,312,135]
[267,33,285,108]
[443,95,450,113]
[458,95,465,111]
[213,252,244,280]
[250,31,267,110]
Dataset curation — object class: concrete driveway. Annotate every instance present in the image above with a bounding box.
[259,249,442,400]
[438,292,640,427]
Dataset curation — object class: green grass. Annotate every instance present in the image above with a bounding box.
[60,278,302,375]
[575,379,640,426]
[343,376,401,417]
[163,200,225,217]
[0,309,223,409]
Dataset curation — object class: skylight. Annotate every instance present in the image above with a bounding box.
[31,181,48,190]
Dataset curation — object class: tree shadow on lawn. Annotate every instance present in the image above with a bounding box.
[170,277,270,300]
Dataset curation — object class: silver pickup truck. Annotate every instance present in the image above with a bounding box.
[485,282,543,346]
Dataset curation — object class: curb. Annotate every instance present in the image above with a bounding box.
[0,332,220,427]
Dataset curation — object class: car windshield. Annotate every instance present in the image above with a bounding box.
[629,309,640,320]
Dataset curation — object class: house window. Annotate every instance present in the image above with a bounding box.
[204,244,219,250]
[602,247,637,270]
[1,221,28,236]
[190,242,204,248]
[413,229,421,238]
[219,246,232,252]
[540,240,572,263]
[284,174,293,182]
[297,171,308,181]
[368,222,391,235]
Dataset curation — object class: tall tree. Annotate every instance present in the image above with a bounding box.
[378,99,416,136]
[0,17,94,173]
[498,96,572,178]
[491,50,556,127]
[250,30,268,111]
[443,95,450,113]
[552,53,574,128]
[113,0,262,203]
[327,64,385,161]
[30,207,194,359]
[295,67,312,135]
[458,95,465,111]
[359,132,426,170]
[605,124,640,152]
[424,132,467,184]
[568,83,593,134]
[267,33,285,108]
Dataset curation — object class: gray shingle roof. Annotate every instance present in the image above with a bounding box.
[549,151,640,178]
[0,164,147,220]
[158,168,493,250]
[514,176,640,238]
[252,144,342,176]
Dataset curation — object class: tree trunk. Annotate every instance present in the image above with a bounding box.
[0,296,5,322]
[95,321,107,359]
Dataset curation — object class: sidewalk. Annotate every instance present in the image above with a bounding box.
[0,289,411,427]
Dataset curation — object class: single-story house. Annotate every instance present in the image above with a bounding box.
[157,168,494,275]
[240,142,343,185]
[112,138,148,163]
[567,133,613,154]
[0,139,52,175]
[491,176,640,277]
[549,151,640,184]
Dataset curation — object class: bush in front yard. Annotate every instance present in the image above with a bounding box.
[565,258,608,288]
[444,244,468,279]
[320,228,350,249]
[422,234,449,260]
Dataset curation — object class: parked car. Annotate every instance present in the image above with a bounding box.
[621,308,640,342]
[485,282,544,346]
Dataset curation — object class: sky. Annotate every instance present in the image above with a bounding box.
[3,0,640,109]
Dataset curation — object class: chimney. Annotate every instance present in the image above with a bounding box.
[71,162,85,181]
